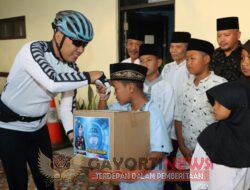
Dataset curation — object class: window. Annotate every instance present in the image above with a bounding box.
[120,0,146,7]
[119,0,169,7]
[0,16,26,40]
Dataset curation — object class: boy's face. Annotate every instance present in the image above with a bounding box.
[140,55,161,77]
[169,43,188,63]
[111,80,131,105]
[212,100,231,121]
[241,49,250,77]
[186,50,209,75]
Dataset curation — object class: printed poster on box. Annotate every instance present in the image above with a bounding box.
[74,116,110,160]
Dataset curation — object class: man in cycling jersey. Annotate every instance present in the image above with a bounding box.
[0,10,110,190]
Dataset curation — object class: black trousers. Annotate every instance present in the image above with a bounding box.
[0,126,54,190]
[164,139,178,190]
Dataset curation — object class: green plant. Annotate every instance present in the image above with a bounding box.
[0,77,7,94]
[75,85,97,110]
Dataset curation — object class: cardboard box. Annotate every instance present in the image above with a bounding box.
[73,110,150,170]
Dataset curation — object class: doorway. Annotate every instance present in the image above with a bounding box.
[119,1,174,65]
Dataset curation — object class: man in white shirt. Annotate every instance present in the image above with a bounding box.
[161,31,191,143]
[122,32,144,64]
[161,31,191,190]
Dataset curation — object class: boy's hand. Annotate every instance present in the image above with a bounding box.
[96,77,111,101]
[179,145,193,162]
[96,86,110,100]
[95,73,111,95]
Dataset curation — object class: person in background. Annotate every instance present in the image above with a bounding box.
[161,31,191,190]
[211,16,242,81]
[191,82,250,190]
[122,32,144,64]
[238,39,250,90]
[0,10,110,190]
[98,63,172,190]
[175,38,227,190]
[140,44,174,137]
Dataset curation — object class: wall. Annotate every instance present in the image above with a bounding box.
[175,0,250,45]
[0,0,118,72]
[1,0,250,99]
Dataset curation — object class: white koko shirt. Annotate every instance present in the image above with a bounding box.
[143,76,175,136]
[161,60,191,140]
[121,57,140,64]
[174,72,227,169]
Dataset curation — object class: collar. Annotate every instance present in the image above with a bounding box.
[217,41,242,57]
[174,59,187,68]
[49,40,75,67]
[124,93,152,111]
[200,71,215,83]
[187,71,215,85]
[48,40,61,61]
[144,75,163,87]
[133,58,140,64]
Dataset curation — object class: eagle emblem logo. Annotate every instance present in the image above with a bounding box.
[38,149,86,182]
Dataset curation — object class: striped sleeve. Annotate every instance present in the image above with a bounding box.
[20,41,90,93]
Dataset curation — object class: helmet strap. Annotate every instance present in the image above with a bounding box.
[53,32,67,62]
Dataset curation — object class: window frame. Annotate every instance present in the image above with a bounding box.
[0,16,26,40]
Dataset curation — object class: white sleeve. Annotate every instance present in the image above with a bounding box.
[161,83,175,134]
[149,105,173,154]
[60,90,75,134]
[174,88,183,121]
[160,64,168,80]
[20,42,90,93]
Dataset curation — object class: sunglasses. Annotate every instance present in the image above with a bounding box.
[67,36,88,48]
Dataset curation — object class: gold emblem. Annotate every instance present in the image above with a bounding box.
[38,149,85,182]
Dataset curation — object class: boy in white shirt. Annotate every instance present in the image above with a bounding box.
[140,44,174,136]
[175,38,227,189]
[98,63,172,190]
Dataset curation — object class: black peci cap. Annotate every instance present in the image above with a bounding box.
[171,31,191,43]
[216,17,239,31]
[127,31,144,42]
[110,63,147,82]
[139,44,162,58]
[187,38,214,57]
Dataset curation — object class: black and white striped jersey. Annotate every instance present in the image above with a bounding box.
[0,41,90,133]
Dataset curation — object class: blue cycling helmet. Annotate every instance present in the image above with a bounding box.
[52,10,94,42]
